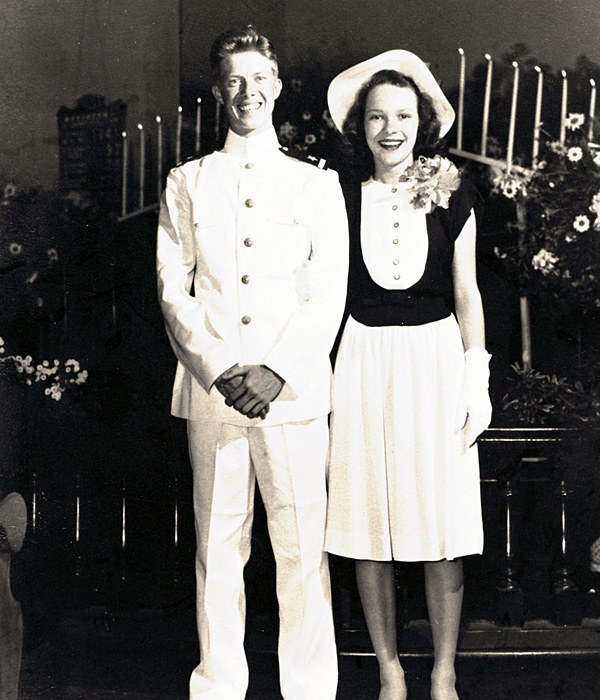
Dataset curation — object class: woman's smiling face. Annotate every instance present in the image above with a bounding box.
[364,83,419,179]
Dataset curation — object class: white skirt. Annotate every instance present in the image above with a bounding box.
[325,314,483,562]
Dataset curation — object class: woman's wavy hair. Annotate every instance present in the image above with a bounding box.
[341,69,442,179]
[210,26,279,82]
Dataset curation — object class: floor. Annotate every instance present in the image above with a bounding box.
[16,605,600,699]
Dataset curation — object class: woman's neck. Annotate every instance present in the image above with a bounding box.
[372,155,414,185]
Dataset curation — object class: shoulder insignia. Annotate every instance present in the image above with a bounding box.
[280,146,328,170]
[176,154,203,168]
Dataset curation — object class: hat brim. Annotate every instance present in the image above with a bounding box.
[327,49,455,138]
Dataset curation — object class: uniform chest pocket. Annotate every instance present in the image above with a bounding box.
[263,206,311,269]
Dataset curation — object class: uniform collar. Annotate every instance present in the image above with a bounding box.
[222,127,281,163]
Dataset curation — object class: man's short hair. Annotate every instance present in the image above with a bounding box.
[210,26,279,82]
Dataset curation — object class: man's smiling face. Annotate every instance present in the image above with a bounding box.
[213,51,282,138]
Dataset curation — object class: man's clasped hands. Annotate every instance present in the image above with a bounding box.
[215,365,284,420]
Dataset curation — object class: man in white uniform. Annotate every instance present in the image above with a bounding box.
[156,26,348,700]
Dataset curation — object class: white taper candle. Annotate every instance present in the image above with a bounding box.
[559,70,568,146]
[507,62,519,171]
[589,79,597,141]
[532,66,543,166]
[481,54,493,156]
[457,48,465,150]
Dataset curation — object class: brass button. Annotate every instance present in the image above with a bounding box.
[393,222,399,228]
[245,162,254,169]
[244,198,254,208]
[244,238,254,247]
[392,205,398,211]
[394,274,401,280]
[393,259,399,265]
[241,275,250,284]
[241,315,251,325]
[393,238,399,244]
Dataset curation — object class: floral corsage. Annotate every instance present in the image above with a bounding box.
[398,155,461,213]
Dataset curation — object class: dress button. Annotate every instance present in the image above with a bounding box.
[244,198,254,208]
[394,274,401,280]
[393,259,399,265]
[241,315,251,325]
[391,187,397,194]
[392,205,398,211]
[393,222,399,228]
[241,275,250,284]
[393,238,399,244]
[293,219,299,225]
[245,162,254,169]
[244,238,254,247]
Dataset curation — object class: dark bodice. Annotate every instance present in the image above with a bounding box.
[342,178,482,327]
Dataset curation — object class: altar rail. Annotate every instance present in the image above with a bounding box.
[12,427,600,653]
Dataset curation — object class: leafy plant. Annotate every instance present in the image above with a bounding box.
[501,362,600,427]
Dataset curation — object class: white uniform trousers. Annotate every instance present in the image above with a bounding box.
[187,417,337,700]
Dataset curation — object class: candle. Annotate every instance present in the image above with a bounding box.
[121,131,128,217]
[559,69,568,145]
[457,48,465,150]
[156,115,163,201]
[589,79,597,141]
[176,105,183,163]
[481,53,493,157]
[506,62,520,172]
[138,123,145,209]
[195,97,202,154]
[532,66,544,165]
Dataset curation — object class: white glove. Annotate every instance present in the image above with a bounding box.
[454,347,492,451]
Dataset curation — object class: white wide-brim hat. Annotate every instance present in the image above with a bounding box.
[327,49,455,138]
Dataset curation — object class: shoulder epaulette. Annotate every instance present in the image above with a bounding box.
[280,146,329,170]
[176,154,203,167]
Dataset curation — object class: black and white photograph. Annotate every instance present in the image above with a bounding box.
[1,2,600,698]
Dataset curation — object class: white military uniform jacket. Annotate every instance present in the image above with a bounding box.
[156,127,349,426]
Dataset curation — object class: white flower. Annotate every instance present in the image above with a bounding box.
[4,183,16,197]
[549,141,566,155]
[301,111,311,121]
[47,248,59,262]
[278,121,297,141]
[532,248,559,274]
[304,133,316,145]
[501,181,519,199]
[322,109,334,129]
[291,79,302,93]
[565,232,577,243]
[565,112,585,131]
[589,192,600,216]
[573,215,591,232]
[9,242,22,255]
[567,146,583,162]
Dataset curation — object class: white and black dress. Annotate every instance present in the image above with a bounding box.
[325,175,484,562]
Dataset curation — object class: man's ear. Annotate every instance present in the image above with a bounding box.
[212,84,223,104]
[274,78,283,101]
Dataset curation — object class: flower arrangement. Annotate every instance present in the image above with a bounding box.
[275,76,338,160]
[490,115,600,314]
[0,338,88,401]
[398,155,462,213]
[0,182,89,401]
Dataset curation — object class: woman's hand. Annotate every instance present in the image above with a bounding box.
[454,347,492,450]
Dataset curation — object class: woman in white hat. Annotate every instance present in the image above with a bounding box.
[325,51,492,699]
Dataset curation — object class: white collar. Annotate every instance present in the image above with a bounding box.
[222,127,281,162]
